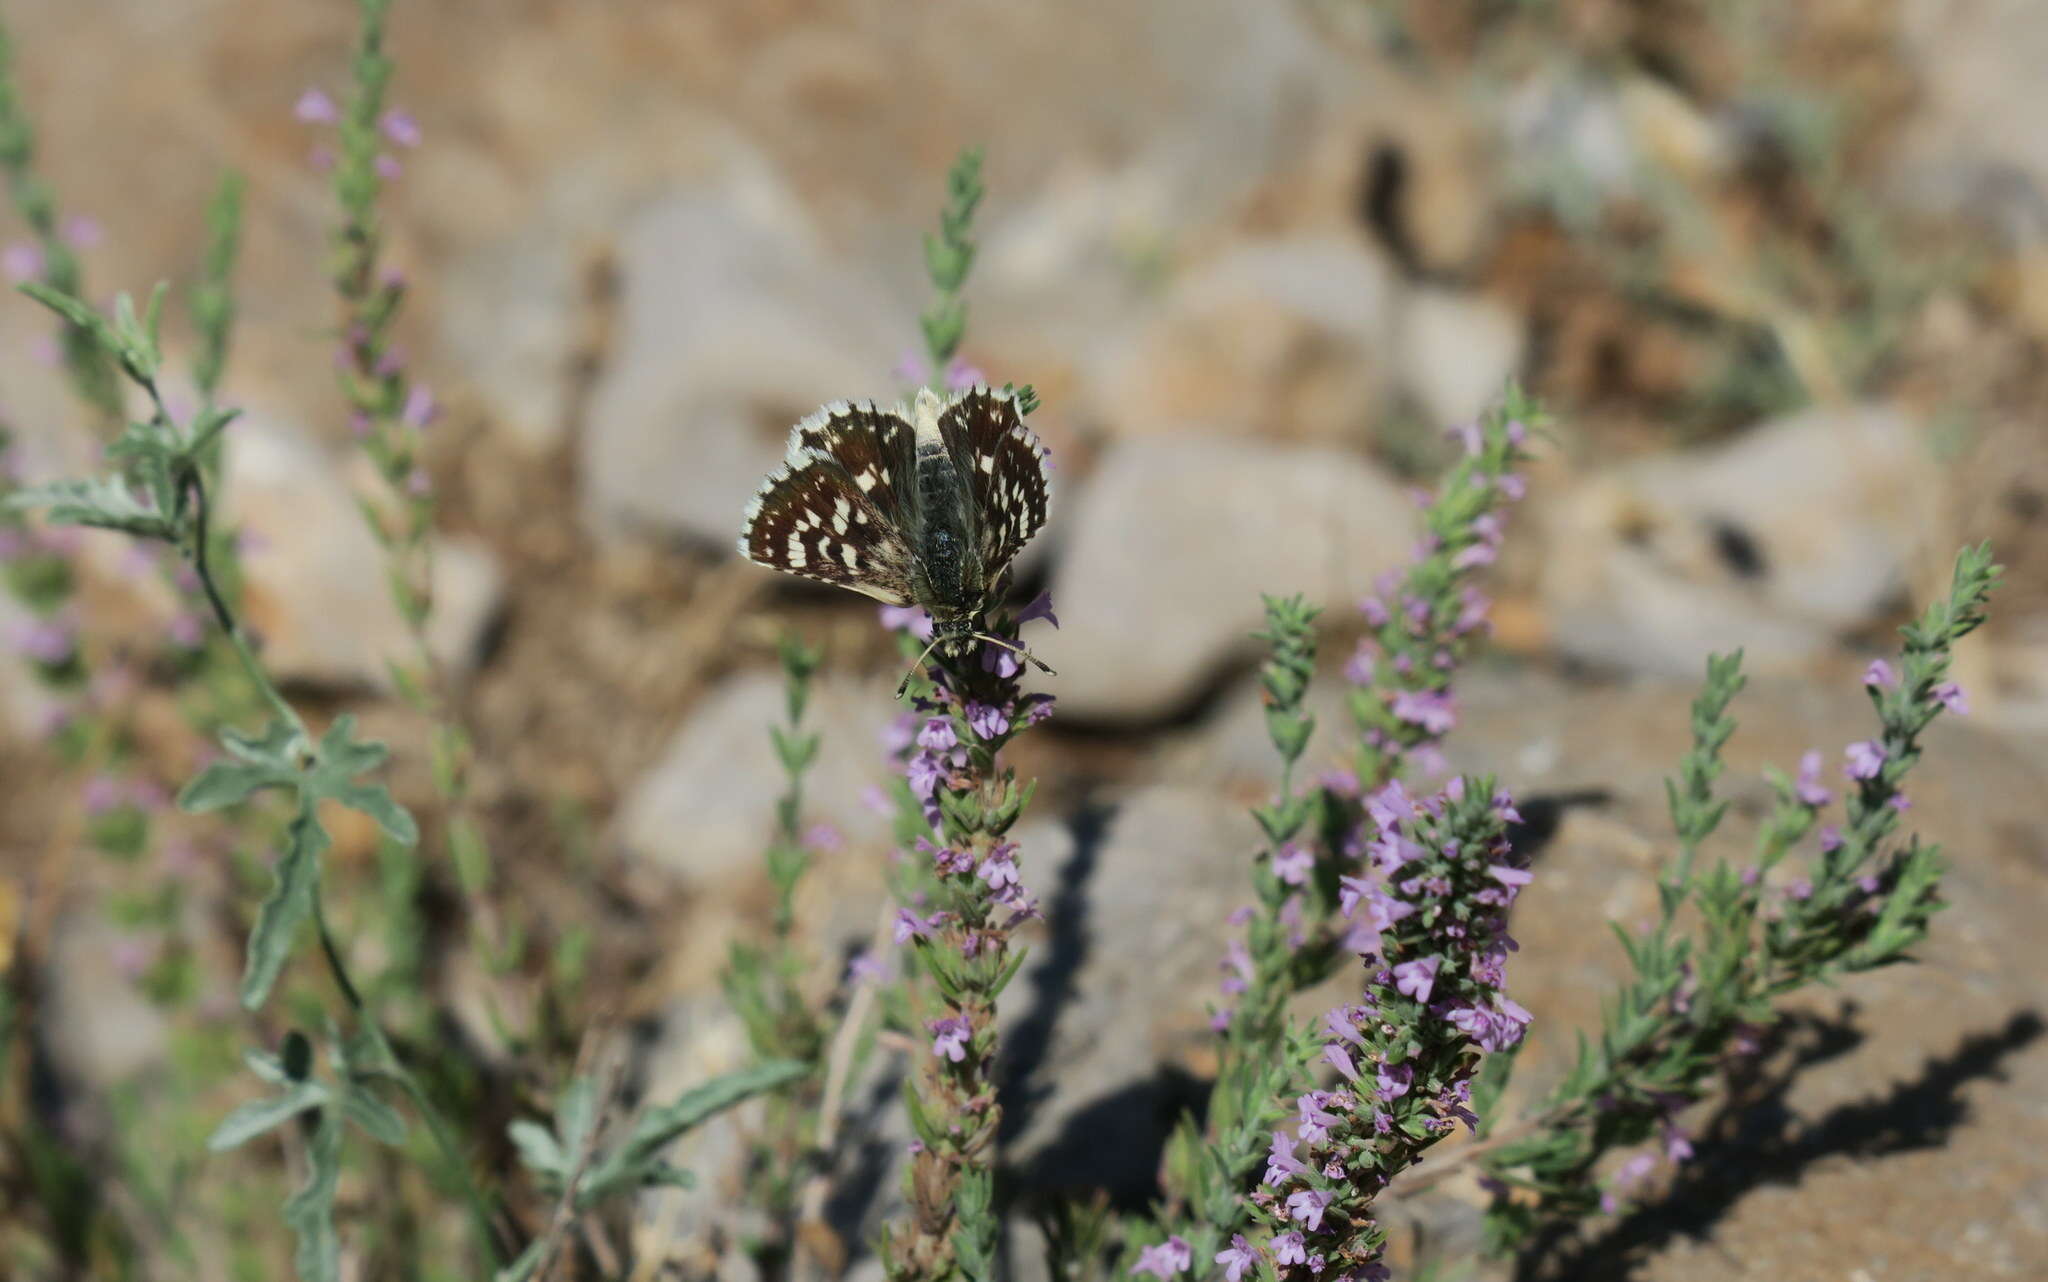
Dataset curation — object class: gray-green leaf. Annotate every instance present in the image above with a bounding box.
[5,476,180,541]
[284,1111,345,1282]
[239,804,330,1010]
[207,1080,330,1151]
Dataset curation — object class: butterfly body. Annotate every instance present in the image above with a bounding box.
[739,385,1050,655]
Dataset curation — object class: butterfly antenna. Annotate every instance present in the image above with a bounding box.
[896,633,949,699]
[972,632,1057,678]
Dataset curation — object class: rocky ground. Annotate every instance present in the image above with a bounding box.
[6,1,2048,1279]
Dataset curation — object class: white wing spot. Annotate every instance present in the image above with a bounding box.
[785,533,807,568]
[978,452,995,475]
[856,468,879,492]
[838,543,858,569]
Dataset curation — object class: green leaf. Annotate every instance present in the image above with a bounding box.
[305,715,418,846]
[5,475,180,541]
[239,803,330,1010]
[207,1081,329,1151]
[493,1241,547,1282]
[342,1081,408,1146]
[284,1111,344,1282]
[507,1119,567,1180]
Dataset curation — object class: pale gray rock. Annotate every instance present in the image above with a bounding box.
[577,157,911,548]
[1083,237,1399,444]
[614,670,902,895]
[1394,285,1526,429]
[1037,436,1416,722]
[1538,404,1937,676]
[225,416,504,690]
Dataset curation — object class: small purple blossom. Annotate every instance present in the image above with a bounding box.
[1016,590,1059,628]
[1264,1129,1308,1187]
[1129,1236,1191,1278]
[1215,1236,1258,1282]
[1795,750,1832,807]
[1931,681,1969,716]
[401,383,438,428]
[1862,659,1897,689]
[1272,1233,1307,1267]
[1344,642,1376,686]
[879,604,935,640]
[1375,1060,1413,1100]
[978,843,1021,891]
[848,951,888,983]
[1392,955,1440,1003]
[928,1015,971,1062]
[893,908,931,945]
[3,242,44,281]
[917,718,958,752]
[965,701,1009,739]
[1272,842,1314,886]
[1818,824,1843,853]
[293,88,338,123]
[1285,1187,1334,1231]
[380,108,422,147]
[1844,739,1888,781]
[1321,1042,1360,1082]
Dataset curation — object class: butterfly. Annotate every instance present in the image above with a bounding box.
[738,384,1054,690]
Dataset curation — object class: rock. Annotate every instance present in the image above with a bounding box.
[1538,404,1938,676]
[1393,285,1526,428]
[1891,0,2048,245]
[998,785,1263,1196]
[225,414,504,690]
[614,670,903,901]
[576,158,910,548]
[42,909,171,1091]
[1037,436,1415,722]
[1084,237,1399,444]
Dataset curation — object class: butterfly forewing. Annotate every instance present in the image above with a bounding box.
[936,386,1051,578]
[738,437,916,604]
[788,400,921,526]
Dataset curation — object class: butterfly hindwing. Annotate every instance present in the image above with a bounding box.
[738,453,915,604]
[935,386,1051,577]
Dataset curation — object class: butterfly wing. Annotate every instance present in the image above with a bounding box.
[935,386,1051,577]
[738,403,919,604]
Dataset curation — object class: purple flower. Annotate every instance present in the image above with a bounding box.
[1862,659,1897,689]
[1375,1060,1413,1100]
[380,108,422,147]
[917,718,958,752]
[1844,739,1887,781]
[375,154,403,181]
[1390,688,1456,735]
[168,612,207,649]
[1215,1236,1258,1282]
[879,604,935,640]
[1795,750,1832,807]
[1285,1187,1334,1231]
[1786,878,1812,901]
[1499,473,1528,501]
[1342,642,1375,686]
[906,751,946,798]
[14,617,75,664]
[401,383,438,428]
[943,359,986,391]
[1272,841,1314,886]
[980,643,1022,679]
[1392,955,1440,1003]
[1321,1042,1360,1082]
[1451,540,1497,570]
[1931,681,1969,716]
[1264,1129,1308,1187]
[1487,863,1533,888]
[1296,1091,1341,1144]
[928,1015,971,1062]
[1366,780,1417,832]
[893,908,931,945]
[1016,590,1059,629]
[61,214,103,249]
[978,843,1021,891]
[965,701,1009,739]
[1888,792,1911,813]
[848,951,888,983]
[1447,421,1483,455]
[2,242,43,282]
[1272,1233,1307,1267]
[804,823,844,853]
[293,87,338,123]
[1818,824,1843,853]
[1360,594,1391,628]
[1662,1122,1694,1163]
[1129,1236,1191,1278]
[1221,939,1254,996]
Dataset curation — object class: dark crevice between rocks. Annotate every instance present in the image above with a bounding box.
[1517,1006,2045,1281]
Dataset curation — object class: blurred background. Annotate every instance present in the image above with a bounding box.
[3,1,2047,1278]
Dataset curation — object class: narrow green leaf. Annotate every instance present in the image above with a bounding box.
[283,1111,344,1282]
[240,803,330,1010]
[207,1081,329,1151]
